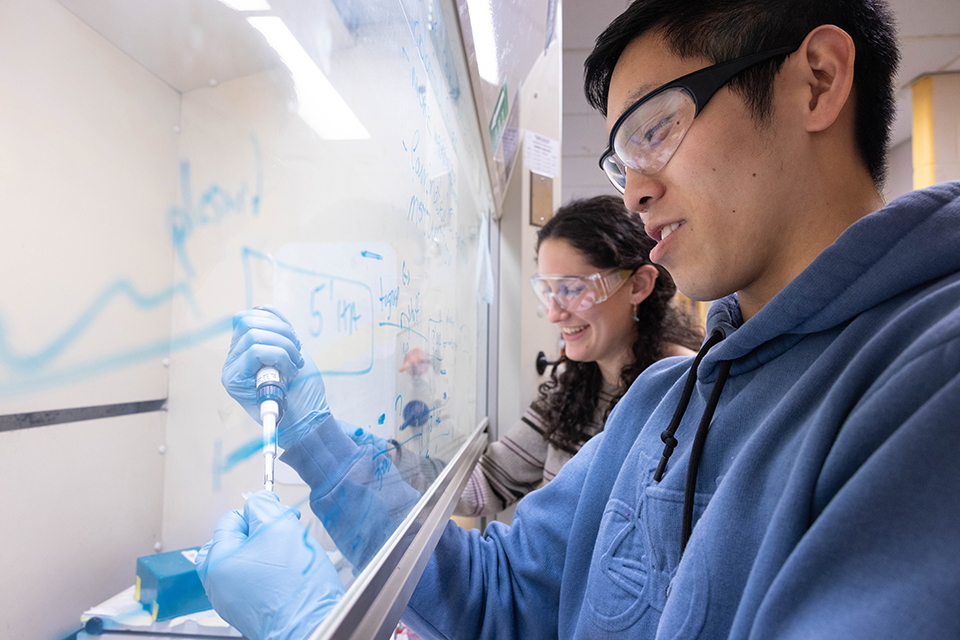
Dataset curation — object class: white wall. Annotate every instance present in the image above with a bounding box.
[516,31,565,410]
[490,11,563,526]
[497,12,564,427]
[0,414,166,639]
[0,1,178,415]
[0,2,178,637]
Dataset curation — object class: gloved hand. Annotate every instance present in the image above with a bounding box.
[221,306,331,448]
[195,491,345,640]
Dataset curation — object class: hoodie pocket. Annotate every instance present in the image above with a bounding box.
[641,485,712,640]
[584,499,653,630]
[583,441,715,635]
[655,542,709,640]
[583,452,664,632]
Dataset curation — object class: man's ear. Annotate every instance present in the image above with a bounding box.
[796,25,856,133]
[629,265,659,304]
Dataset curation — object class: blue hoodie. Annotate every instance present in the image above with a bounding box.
[400,182,960,639]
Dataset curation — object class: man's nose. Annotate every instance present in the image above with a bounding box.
[622,167,665,214]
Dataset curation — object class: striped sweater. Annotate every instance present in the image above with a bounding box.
[454,383,619,518]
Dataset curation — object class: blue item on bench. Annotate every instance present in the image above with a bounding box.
[135,547,211,621]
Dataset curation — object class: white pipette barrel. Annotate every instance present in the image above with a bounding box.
[260,400,279,492]
[256,366,284,493]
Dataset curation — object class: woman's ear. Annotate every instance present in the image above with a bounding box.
[629,265,659,304]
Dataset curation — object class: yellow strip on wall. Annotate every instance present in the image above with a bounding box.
[674,293,708,333]
[912,76,935,190]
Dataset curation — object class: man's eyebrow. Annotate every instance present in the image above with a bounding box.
[618,83,657,116]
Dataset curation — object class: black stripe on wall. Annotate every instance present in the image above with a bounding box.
[0,399,167,433]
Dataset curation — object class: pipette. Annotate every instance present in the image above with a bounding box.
[256,366,285,492]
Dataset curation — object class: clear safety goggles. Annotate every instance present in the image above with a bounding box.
[530,269,633,313]
[599,44,798,193]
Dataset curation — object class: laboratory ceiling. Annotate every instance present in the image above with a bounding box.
[55,0,366,93]
[56,0,282,92]
[561,0,960,203]
[56,0,960,202]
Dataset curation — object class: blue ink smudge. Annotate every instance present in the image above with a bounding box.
[223,436,264,473]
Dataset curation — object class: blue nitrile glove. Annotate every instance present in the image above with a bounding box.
[221,306,331,448]
[195,491,344,640]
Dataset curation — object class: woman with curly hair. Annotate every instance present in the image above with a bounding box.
[455,195,703,518]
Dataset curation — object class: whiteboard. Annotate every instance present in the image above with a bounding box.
[0,0,494,625]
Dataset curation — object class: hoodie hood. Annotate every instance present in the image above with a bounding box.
[699,182,960,382]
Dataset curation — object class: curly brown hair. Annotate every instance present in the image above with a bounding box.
[531,196,703,454]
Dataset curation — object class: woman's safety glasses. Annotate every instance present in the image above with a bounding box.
[530,269,634,313]
[599,44,799,193]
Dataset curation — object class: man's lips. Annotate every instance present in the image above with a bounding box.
[660,222,682,241]
[647,220,684,242]
[646,220,685,264]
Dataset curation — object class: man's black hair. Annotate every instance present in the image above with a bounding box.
[584,0,900,187]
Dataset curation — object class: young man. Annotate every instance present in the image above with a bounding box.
[197,1,960,638]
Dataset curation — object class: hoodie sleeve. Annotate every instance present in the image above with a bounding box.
[745,326,960,639]
[280,414,423,572]
[402,431,602,640]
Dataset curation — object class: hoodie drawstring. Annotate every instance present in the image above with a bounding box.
[652,328,732,560]
[681,358,731,555]
[654,329,724,481]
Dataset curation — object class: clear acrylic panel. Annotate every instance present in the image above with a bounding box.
[0,0,494,635]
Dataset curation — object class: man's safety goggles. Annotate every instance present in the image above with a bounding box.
[530,269,633,313]
[599,44,798,193]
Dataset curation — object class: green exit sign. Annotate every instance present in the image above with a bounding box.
[488,83,508,153]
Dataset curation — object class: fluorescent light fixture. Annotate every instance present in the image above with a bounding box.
[466,0,500,84]
[218,0,272,11]
[248,17,370,140]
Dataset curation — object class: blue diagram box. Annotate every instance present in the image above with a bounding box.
[135,547,211,621]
